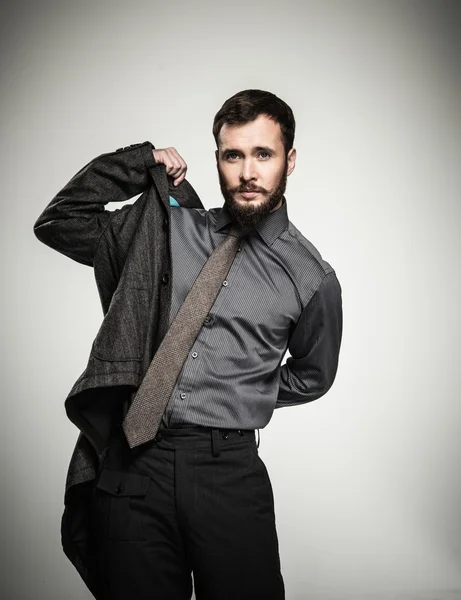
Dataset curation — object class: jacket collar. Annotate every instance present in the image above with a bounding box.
[213,196,288,247]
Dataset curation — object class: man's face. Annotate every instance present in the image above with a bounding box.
[216,114,296,231]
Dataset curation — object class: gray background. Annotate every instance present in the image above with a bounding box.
[2,1,461,598]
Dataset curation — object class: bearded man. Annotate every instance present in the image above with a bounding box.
[34,89,342,600]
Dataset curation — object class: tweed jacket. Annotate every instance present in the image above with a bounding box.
[33,141,204,597]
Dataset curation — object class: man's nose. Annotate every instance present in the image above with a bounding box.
[240,159,257,182]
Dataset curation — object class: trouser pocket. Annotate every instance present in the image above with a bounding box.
[94,468,150,541]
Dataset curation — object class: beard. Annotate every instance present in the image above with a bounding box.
[218,161,288,233]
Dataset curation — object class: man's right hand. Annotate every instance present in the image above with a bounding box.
[152,148,187,186]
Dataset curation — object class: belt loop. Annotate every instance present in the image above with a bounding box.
[211,429,221,457]
[256,428,260,449]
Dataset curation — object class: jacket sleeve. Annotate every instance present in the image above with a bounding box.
[33,141,157,267]
[275,270,343,408]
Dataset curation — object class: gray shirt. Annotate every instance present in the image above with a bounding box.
[161,196,342,430]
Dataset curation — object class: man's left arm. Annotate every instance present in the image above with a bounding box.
[276,269,343,408]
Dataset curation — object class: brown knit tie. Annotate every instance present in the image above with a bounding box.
[122,224,243,449]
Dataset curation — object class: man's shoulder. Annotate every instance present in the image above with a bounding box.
[169,204,222,241]
[170,204,220,227]
[284,219,335,276]
[170,204,210,218]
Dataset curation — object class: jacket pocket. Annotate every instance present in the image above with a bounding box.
[90,287,150,362]
[94,468,149,541]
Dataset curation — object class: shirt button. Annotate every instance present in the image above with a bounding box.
[204,315,212,324]
[162,273,170,284]
[162,217,169,231]
[180,392,186,400]
[237,247,242,252]
[222,280,228,287]
[192,352,198,358]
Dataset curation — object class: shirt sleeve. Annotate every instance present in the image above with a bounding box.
[275,269,343,408]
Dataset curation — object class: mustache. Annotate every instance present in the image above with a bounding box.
[229,185,268,194]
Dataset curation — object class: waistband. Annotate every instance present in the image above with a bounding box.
[153,426,259,457]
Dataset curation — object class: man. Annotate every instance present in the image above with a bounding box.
[34,89,342,600]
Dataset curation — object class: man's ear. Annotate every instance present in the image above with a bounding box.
[287,148,297,176]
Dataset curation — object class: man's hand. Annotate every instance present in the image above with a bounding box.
[152,147,187,186]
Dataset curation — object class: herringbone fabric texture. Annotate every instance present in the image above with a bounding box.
[122,225,243,448]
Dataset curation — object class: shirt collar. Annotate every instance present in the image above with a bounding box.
[213,196,288,247]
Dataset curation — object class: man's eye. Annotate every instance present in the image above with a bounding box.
[258,152,271,159]
[225,153,239,160]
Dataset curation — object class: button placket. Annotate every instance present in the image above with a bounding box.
[203,239,244,317]
[174,241,244,408]
[170,341,198,405]
[170,241,244,409]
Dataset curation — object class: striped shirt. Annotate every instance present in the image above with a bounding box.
[161,196,342,430]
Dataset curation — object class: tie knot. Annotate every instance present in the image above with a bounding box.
[228,224,245,239]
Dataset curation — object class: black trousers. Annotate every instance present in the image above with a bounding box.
[92,426,285,600]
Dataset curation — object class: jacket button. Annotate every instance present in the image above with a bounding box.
[162,273,170,284]
[162,217,169,231]
[115,483,124,495]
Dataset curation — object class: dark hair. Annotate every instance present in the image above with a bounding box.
[212,89,295,155]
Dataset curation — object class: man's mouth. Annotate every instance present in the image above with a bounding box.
[238,189,263,199]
